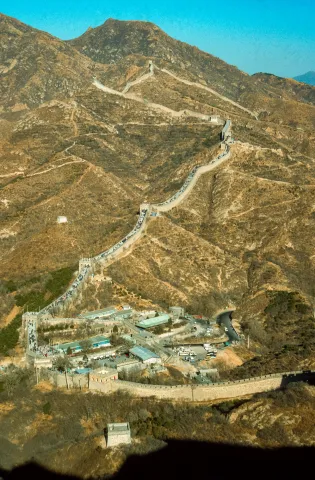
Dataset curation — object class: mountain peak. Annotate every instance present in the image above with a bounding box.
[293,71,315,86]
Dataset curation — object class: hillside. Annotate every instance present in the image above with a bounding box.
[1,14,315,378]
[0,13,108,111]
[1,378,315,476]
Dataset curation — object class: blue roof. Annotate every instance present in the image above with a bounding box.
[130,346,160,361]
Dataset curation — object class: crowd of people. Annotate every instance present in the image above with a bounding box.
[27,319,56,357]
[40,265,91,316]
[27,319,37,353]
[155,138,230,208]
[95,208,148,263]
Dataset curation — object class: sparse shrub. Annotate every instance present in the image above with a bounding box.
[43,401,52,415]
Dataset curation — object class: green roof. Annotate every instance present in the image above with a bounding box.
[56,335,110,352]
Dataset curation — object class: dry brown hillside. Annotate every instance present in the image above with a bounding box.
[1,14,315,375]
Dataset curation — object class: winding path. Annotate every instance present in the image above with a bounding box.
[37,64,233,317]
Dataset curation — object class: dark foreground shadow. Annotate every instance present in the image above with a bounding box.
[1,441,314,480]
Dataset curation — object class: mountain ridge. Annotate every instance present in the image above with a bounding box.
[1,13,315,379]
[294,71,315,86]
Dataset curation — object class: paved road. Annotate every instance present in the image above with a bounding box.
[216,310,239,342]
[122,319,171,357]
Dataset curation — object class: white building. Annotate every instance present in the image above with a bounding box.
[169,306,185,319]
[210,115,221,124]
[57,216,68,224]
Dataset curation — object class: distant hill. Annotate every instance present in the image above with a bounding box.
[294,71,315,86]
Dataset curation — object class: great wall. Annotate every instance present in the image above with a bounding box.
[51,369,315,402]
[22,61,306,404]
[29,62,233,320]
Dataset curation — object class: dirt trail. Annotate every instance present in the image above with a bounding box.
[26,159,86,178]
[93,79,209,120]
[70,105,78,137]
[157,66,258,119]
[1,305,21,328]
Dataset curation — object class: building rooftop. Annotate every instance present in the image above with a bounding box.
[114,309,132,318]
[116,358,140,366]
[130,346,160,361]
[107,422,130,433]
[136,314,170,329]
[79,307,117,318]
[56,335,110,352]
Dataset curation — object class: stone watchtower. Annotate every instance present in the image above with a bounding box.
[106,423,131,447]
[79,258,92,273]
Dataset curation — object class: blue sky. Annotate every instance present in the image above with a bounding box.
[1,0,314,78]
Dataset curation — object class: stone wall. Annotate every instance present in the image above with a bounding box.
[152,149,231,213]
[51,372,89,389]
[89,374,284,401]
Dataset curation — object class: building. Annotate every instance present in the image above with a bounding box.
[113,309,133,320]
[34,358,53,369]
[90,367,118,383]
[130,346,161,364]
[139,310,156,319]
[79,307,117,320]
[106,423,131,447]
[121,334,137,345]
[209,115,220,124]
[57,216,68,224]
[116,358,142,373]
[169,306,185,319]
[136,314,170,330]
[56,335,111,354]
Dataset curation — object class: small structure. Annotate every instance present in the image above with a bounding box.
[169,306,185,319]
[79,307,117,320]
[34,358,53,369]
[121,334,137,345]
[90,367,118,384]
[116,358,142,373]
[139,310,156,319]
[209,115,220,124]
[57,216,68,224]
[136,314,170,330]
[130,346,161,364]
[106,423,131,447]
[79,258,92,273]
